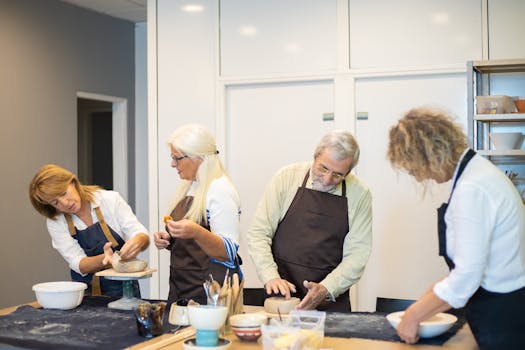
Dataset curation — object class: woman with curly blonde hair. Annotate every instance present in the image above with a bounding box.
[387,107,525,349]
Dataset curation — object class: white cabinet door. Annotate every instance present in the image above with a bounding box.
[225,81,335,288]
[349,0,482,69]
[220,0,338,76]
[354,74,467,310]
[489,0,525,60]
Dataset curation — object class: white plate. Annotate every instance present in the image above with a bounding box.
[386,311,458,338]
[182,338,231,350]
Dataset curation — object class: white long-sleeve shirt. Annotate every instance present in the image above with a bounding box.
[188,176,241,268]
[434,153,525,308]
[47,190,148,275]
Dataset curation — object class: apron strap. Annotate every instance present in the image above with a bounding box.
[448,149,477,201]
[94,207,119,248]
[64,213,104,296]
[65,214,76,236]
[91,275,102,296]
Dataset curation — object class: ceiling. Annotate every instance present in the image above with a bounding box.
[60,0,147,23]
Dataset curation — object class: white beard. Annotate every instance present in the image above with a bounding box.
[311,173,336,192]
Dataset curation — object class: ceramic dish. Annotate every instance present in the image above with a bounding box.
[182,338,231,350]
[386,311,458,338]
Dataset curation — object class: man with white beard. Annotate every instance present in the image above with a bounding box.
[247,130,372,312]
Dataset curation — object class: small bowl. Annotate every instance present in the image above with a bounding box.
[230,313,267,341]
[32,281,87,310]
[386,311,458,338]
[489,132,524,150]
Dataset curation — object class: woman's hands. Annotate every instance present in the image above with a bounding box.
[154,218,206,249]
[153,231,171,249]
[165,218,204,239]
[120,233,150,260]
[397,311,421,344]
[156,217,227,260]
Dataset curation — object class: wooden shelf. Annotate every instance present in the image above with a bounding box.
[476,149,525,157]
[475,113,525,122]
[473,59,525,73]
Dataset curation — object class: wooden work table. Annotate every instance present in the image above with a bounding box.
[0,303,478,350]
[130,305,479,350]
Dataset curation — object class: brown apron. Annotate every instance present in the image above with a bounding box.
[272,171,350,312]
[167,196,236,305]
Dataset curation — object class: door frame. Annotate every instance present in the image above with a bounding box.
[77,91,128,200]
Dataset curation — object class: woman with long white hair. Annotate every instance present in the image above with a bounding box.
[154,124,242,304]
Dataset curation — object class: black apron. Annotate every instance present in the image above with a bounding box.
[65,207,140,298]
[437,149,525,350]
[167,196,241,305]
[272,171,350,312]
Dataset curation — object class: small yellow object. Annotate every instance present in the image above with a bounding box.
[163,215,172,225]
[272,329,322,349]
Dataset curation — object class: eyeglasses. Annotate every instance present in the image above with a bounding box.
[315,164,346,181]
[171,154,188,164]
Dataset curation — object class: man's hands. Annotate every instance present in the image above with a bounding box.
[265,278,297,299]
[296,280,328,310]
[265,279,329,310]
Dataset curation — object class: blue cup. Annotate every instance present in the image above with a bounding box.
[196,329,219,346]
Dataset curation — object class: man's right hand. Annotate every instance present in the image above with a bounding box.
[265,278,297,299]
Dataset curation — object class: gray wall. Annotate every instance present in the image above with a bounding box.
[0,0,136,308]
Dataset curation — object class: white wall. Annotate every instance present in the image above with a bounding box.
[147,0,525,309]
[135,21,149,296]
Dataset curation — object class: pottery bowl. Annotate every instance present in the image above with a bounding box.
[32,281,87,310]
[489,132,524,150]
[386,311,458,338]
[230,313,267,341]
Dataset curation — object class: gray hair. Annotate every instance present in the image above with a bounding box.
[314,130,360,170]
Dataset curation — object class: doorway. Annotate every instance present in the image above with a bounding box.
[78,98,113,189]
[76,92,128,200]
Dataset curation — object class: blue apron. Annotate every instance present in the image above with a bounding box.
[437,149,525,350]
[65,206,140,298]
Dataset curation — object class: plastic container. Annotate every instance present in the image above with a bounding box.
[261,310,325,350]
[476,95,517,114]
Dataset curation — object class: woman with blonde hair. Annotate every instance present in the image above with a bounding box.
[387,107,525,349]
[154,124,242,304]
[29,164,150,297]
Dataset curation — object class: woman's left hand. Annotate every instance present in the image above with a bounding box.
[102,242,114,266]
[397,312,420,344]
[166,219,203,239]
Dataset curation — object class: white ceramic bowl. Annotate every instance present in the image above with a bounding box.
[489,132,524,150]
[32,281,87,310]
[230,313,267,341]
[386,311,458,338]
[187,305,228,330]
[230,313,267,327]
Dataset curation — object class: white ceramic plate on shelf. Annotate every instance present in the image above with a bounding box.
[386,311,458,338]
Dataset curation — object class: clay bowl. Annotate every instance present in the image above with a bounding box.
[229,313,267,341]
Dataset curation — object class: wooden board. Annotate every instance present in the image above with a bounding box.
[95,268,157,279]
